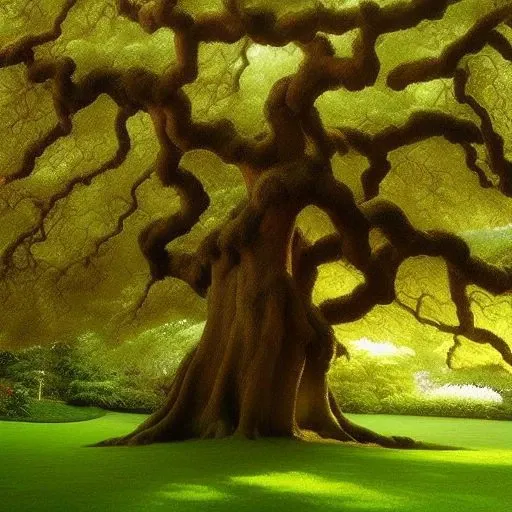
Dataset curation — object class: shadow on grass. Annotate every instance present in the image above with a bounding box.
[94,439,511,511]
[1,413,511,512]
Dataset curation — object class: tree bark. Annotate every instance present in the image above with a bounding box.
[96,203,417,448]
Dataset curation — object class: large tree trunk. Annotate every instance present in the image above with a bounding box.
[96,203,416,448]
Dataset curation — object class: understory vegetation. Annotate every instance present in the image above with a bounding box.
[2,325,511,422]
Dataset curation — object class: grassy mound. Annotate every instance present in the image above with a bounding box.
[0,399,105,423]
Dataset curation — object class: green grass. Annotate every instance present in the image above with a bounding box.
[0,399,105,423]
[1,413,511,511]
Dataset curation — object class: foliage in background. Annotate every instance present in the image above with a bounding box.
[328,342,512,420]
[329,354,417,413]
[0,382,30,417]
[0,321,200,414]
[1,322,511,420]
[67,381,162,413]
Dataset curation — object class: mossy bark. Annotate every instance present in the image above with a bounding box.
[97,205,415,448]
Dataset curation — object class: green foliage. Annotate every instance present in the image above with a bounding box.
[328,356,417,413]
[2,329,511,420]
[0,382,30,417]
[328,353,512,420]
[0,332,171,413]
[3,343,92,400]
[378,393,510,420]
[0,351,18,378]
[67,380,162,413]
[57,334,119,383]
[431,365,512,393]
[462,226,512,266]
[0,321,208,415]
[331,382,511,419]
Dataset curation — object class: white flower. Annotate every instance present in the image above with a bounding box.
[424,384,503,403]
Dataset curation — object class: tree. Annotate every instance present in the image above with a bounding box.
[1,0,511,446]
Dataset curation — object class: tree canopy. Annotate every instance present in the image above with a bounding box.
[1,0,512,378]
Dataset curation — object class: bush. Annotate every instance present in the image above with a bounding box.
[0,382,30,417]
[431,365,512,395]
[329,355,418,414]
[67,380,163,413]
[0,351,18,378]
[377,392,511,420]
[332,383,382,413]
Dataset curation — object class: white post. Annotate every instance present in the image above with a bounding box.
[36,370,45,401]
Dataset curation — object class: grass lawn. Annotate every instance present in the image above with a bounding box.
[1,413,511,511]
[0,400,105,423]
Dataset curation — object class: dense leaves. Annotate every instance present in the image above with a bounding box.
[0,0,511,380]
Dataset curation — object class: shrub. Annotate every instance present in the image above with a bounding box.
[0,351,18,378]
[331,382,382,413]
[328,354,417,414]
[377,392,510,420]
[0,382,30,417]
[431,365,512,395]
[67,380,163,413]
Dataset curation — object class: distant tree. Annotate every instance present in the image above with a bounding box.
[1,0,511,445]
